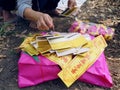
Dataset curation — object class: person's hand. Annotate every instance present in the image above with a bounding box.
[24,8,54,30]
[36,12,54,30]
[68,0,76,8]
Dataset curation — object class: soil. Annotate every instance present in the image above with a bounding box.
[0,0,120,90]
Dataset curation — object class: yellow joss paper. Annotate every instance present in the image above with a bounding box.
[61,6,78,16]
[44,53,72,69]
[69,35,88,48]
[58,55,89,87]
[19,37,39,56]
[82,41,92,48]
[19,37,34,48]
[58,35,107,87]
[48,34,88,50]
[48,37,71,50]
[22,44,39,56]
[37,40,51,53]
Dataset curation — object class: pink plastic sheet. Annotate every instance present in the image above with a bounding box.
[18,52,60,88]
[78,53,113,88]
[18,52,113,88]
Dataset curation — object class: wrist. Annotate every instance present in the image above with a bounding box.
[24,8,43,22]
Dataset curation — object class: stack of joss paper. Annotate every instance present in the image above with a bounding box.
[19,32,108,87]
[20,32,90,56]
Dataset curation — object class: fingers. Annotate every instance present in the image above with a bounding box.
[37,16,49,30]
[44,14,54,29]
[37,13,54,30]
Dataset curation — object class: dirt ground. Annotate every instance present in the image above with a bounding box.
[0,0,120,90]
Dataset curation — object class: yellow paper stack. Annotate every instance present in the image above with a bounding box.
[58,35,107,87]
[20,32,89,56]
[19,32,107,87]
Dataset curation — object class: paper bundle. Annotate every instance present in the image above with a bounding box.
[19,32,107,87]
[20,32,90,57]
[58,35,107,87]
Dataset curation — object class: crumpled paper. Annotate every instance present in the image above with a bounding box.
[69,20,115,40]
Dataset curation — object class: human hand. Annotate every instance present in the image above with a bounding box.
[68,0,77,9]
[36,12,54,30]
[23,8,54,30]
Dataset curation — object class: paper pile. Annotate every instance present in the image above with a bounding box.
[19,32,107,87]
[58,35,107,87]
[20,32,90,57]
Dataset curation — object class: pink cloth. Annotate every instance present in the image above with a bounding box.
[18,52,113,88]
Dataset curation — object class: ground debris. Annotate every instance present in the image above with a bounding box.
[0,55,6,58]
[0,37,4,41]
[0,68,3,72]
